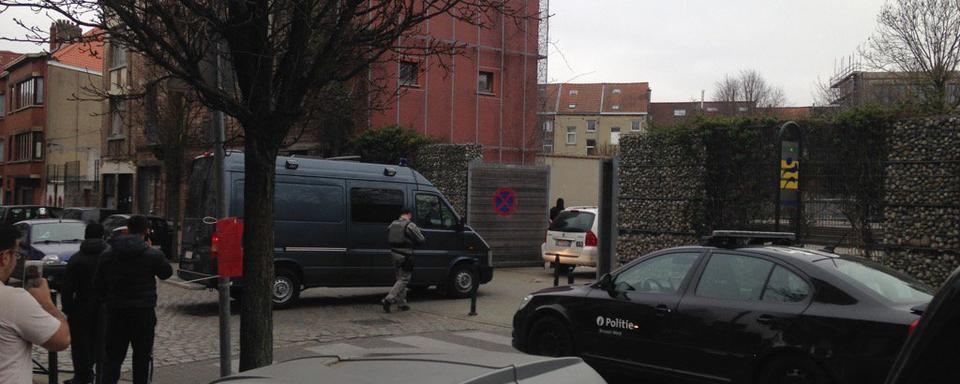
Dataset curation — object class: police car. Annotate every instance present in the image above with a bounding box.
[512,231,933,384]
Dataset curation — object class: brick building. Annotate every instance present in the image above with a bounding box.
[368,1,542,164]
[0,28,104,206]
[538,82,651,156]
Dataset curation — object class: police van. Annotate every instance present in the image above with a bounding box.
[177,152,493,308]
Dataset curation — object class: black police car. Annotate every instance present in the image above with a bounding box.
[512,231,933,384]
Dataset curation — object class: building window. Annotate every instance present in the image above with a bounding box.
[706,107,719,112]
[566,126,576,145]
[0,94,4,117]
[543,120,553,132]
[110,42,127,68]
[33,132,43,160]
[350,188,404,223]
[569,89,578,96]
[110,99,126,137]
[738,106,749,112]
[399,61,418,87]
[478,71,494,94]
[0,140,5,161]
[568,103,576,109]
[611,104,620,110]
[586,139,597,156]
[11,132,33,161]
[674,109,687,117]
[631,120,641,131]
[12,78,43,109]
[610,127,621,145]
[586,120,597,132]
[612,88,621,94]
[542,127,554,153]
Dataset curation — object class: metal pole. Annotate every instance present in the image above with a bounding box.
[213,38,231,378]
[553,254,560,287]
[468,259,478,316]
[48,291,58,384]
[567,268,574,285]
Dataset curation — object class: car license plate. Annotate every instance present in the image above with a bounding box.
[556,240,572,247]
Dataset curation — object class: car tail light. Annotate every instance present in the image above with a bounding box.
[210,232,221,259]
[586,230,598,247]
[908,318,920,334]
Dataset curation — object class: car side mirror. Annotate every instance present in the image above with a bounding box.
[599,273,614,291]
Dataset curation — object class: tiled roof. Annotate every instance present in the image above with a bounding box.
[0,51,22,67]
[50,28,104,72]
[540,82,649,114]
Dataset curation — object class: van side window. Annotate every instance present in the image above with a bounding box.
[350,188,404,224]
[275,183,344,222]
[415,194,457,230]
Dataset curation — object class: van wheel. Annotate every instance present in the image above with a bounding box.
[528,316,573,357]
[445,263,477,298]
[272,268,300,309]
[757,356,831,384]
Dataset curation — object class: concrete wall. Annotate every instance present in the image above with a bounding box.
[551,114,647,156]
[44,63,102,206]
[538,154,601,207]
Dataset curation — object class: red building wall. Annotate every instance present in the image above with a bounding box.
[0,56,48,205]
[367,1,540,164]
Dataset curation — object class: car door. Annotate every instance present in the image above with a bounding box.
[346,183,405,285]
[579,251,703,372]
[670,251,812,382]
[410,192,461,285]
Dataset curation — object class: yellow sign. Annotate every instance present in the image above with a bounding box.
[780,159,799,190]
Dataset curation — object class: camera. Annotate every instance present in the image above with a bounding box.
[22,260,44,289]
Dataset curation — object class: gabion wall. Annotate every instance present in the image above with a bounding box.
[617,132,706,264]
[882,117,960,286]
[414,144,483,215]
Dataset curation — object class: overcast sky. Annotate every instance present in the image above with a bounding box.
[1,1,885,105]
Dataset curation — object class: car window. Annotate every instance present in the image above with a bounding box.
[549,210,595,233]
[696,253,774,301]
[613,252,700,294]
[350,188,404,224]
[762,266,810,303]
[415,194,457,230]
[30,223,86,243]
[62,209,83,220]
[817,258,933,305]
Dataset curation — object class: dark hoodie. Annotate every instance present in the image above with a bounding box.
[61,238,109,315]
[95,234,173,309]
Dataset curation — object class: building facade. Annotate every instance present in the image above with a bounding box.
[0,29,103,206]
[539,82,650,157]
[368,1,542,164]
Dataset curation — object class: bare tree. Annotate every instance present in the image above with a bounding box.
[862,0,960,112]
[712,69,786,113]
[812,76,843,107]
[0,0,533,370]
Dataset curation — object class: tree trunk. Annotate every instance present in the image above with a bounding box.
[239,136,278,372]
[163,161,182,262]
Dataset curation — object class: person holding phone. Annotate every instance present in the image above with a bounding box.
[0,223,71,383]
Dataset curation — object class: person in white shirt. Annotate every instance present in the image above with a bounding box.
[0,223,71,383]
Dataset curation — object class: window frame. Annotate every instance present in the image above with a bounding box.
[399,60,419,87]
[586,139,597,156]
[565,126,576,145]
[631,119,642,132]
[610,127,621,146]
[674,109,687,117]
[414,193,459,231]
[349,187,405,224]
[610,251,703,295]
[586,120,597,132]
[477,71,494,94]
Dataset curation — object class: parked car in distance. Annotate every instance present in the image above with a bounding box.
[542,206,598,272]
[102,214,174,260]
[515,231,932,384]
[885,266,960,384]
[11,219,87,289]
[62,207,119,224]
[210,350,607,384]
[0,205,63,225]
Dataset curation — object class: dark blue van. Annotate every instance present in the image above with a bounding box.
[177,152,493,308]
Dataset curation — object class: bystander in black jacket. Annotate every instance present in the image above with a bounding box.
[62,225,109,384]
[95,234,172,309]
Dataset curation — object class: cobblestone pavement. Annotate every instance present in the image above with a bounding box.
[34,265,597,383]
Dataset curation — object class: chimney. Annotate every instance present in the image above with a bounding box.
[49,22,58,52]
[49,20,81,52]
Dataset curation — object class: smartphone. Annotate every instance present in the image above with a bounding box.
[23,260,44,289]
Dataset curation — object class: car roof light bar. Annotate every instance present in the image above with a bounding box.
[703,230,796,248]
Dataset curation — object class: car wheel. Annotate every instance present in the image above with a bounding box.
[272,267,301,309]
[445,263,477,298]
[758,356,831,384]
[528,316,573,357]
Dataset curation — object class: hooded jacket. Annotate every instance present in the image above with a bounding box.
[61,238,108,315]
[95,234,173,310]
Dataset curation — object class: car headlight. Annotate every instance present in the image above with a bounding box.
[518,295,533,311]
[41,254,63,265]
